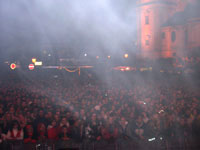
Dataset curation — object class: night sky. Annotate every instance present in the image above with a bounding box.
[0,0,137,61]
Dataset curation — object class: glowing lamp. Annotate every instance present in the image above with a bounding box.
[32,58,37,64]
[125,67,130,71]
[10,63,16,70]
[124,54,128,58]
[108,56,111,59]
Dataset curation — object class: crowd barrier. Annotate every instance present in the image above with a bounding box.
[1,139,200,150]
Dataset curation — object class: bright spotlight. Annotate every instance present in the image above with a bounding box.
[125,67,130,71]
[108,56,111,59]
[124,54,128,58]
[84,53,87,57]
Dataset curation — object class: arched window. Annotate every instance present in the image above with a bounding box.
[162,32,165,39]
[185,30,188,44]
[145,16,149,25]
[171,31,176,42]
[145,40,149,46]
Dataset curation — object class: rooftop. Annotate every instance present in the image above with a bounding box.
[162,1,200,27]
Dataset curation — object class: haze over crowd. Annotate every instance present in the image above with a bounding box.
[0,0,137,60]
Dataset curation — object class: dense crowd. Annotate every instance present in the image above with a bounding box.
[0,71,200,149]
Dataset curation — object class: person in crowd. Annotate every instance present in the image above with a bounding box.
[117,117,133,140]
[133,116,146,141]
[47,120,59,140]
[6,120,24,140]
[85,114,101,141]
[101,116,118,142]
[70,120,82,142]
[37,123,46,141]
[24,125,36,143]
[0,127,6,150]
[59,126,70,141]
[0,71,200,149]
[59,117,69,128]
[0,127,6,143]
[2,113,13,134]
[35,110,49,127]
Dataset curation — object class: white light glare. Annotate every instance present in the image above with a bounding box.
[159,110,164,114]
[148,137,156,142]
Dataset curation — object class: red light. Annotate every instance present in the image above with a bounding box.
[10,63,16,70]
[28,64,35,70]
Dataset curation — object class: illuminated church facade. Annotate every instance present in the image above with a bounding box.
[137,0,200,59]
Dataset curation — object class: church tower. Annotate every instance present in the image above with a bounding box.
[137,0,177,58]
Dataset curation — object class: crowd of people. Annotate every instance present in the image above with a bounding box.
[0,70,200,149]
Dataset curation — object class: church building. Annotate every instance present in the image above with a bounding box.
[137,0,200,59]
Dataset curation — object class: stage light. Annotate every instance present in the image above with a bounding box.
[124,54,128,58]
[84,53,87,57]
[125,67,130,71]
[108,56,111,59]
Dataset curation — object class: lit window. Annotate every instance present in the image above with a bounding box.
[162,32,165,39]
[171,31,176,42]
[145,40,149,45]
[145,16,149,25]
[185,30,188,43]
